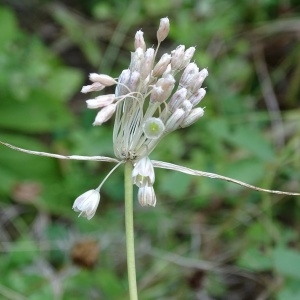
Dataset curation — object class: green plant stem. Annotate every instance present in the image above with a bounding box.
[124,161,138,300]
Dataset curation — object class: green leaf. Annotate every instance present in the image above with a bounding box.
[237,247,272,271]
[273,247,300,280]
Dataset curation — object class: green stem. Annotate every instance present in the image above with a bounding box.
[124,161,138,300]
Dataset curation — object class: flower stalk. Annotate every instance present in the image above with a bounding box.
[124,160,138,300]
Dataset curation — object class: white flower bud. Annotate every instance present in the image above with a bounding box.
[138,184,157,207]
[134,30,146,52]
[189,68,208,93]
[180,63,199,87]
[181,107,205,128]
[157,17,170,43]
[93,103,117,126]
[72,189,100,220]
[181,100,193,118]
[165,108,185,132]
[152,53,171,77]
[89,73,117,86]
[132,156,155,188]
[162,63,172,78]
[143,117,165,139]
[140,48,155,79]
[168,88,187,112]
[86,94,115,109]
[181,47,196,69]
[150,75,175,103]
[116,69,131,96]
[189,88,206,107]
[130,47,144,72]
[171,45,185,70]
[127,71,141,91]
[81,82,105,93]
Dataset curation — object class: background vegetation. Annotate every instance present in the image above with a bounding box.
[0,0,300,299]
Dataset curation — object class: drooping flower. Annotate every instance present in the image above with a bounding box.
[72,189,100,220]
[138,184,157,207]
[132,156,155,188]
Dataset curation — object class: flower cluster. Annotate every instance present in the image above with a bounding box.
[75,17,208,217]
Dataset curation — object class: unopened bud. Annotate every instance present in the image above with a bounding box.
[162,64,172,78]
[93,103,117,126]
[116,69,131,96]
[150,75,175,103]
[181,47,196,69]
[134,30,146,52]
[189,88,206,107]
[181,100,193,117]
[152,53,171,77]
[86,94,115,109]
[180,63,199,87]
[189,68,208,93]
[157,17,170,43]
[127,71,141,91]
[168,88,187,112]
[165,108,185,132]
[81,82,105,93]
[130,47,144,72]
[140,48,155,79]
[181,107,204,128]
[89,73,117,86]
[171,45,185,70]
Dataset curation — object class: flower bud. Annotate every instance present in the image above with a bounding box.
[165,108,185,132]
[189,88,206,107]
[143,117,165,139]
[138,184,157,207]
[180,63,199,87]
[181,107,204,128]
[134,30,146,52]
[73,189,100,220]
[151,75,175,103]
[157,17,170,43]
[162,63,172,78]
[181,100,193,118]
[93,103,117,126]
[189,68,208,93]
[181,47,196,68]
[171,45,185,70]
[132,156,155,188]
[116,69,131,96]
[86,94,115,109]
[152,53,171,77]
[168,88,187,112]
[81,82,105,93]
[140,48,155,79]
[89,73,116,86]
[127,71,141,91]
[130,47,144,72]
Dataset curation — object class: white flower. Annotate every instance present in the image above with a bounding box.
[132,156,155,188]
[142,118,165,139]
[72,189,100,220]
[138,184,157,207]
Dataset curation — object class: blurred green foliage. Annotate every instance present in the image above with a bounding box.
[0,0,300,299]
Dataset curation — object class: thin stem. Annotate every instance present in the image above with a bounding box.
[124,160,138,300]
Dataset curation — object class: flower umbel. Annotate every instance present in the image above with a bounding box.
[1,17,299,217]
